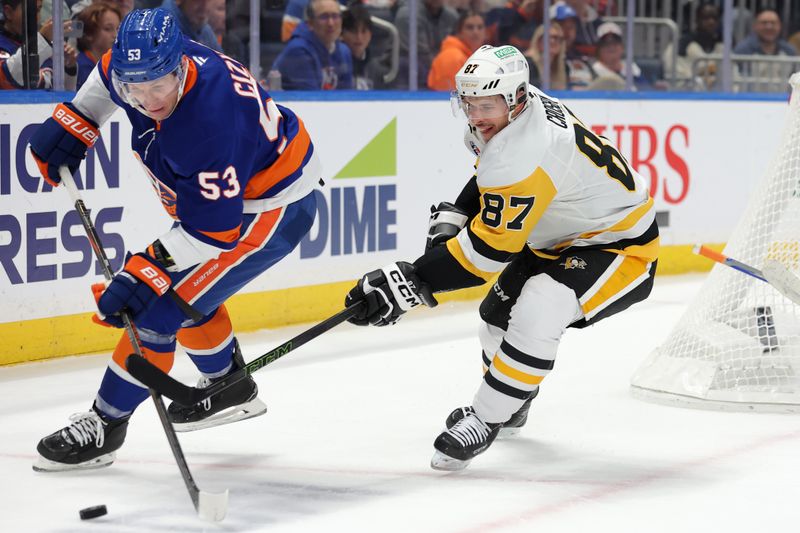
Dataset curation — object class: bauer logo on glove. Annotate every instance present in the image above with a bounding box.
[28,102,100,187]
[93,252,172,326]
[53,104,100,146]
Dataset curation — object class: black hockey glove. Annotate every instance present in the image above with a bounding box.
[345,262,438,326]
[426,202,469,251]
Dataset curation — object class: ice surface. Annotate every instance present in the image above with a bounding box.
[2,274,800,532]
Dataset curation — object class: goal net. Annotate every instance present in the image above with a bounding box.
[630,74,800,412]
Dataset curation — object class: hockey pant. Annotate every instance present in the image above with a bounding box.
[473,247,657,424]
[94,192,317,419]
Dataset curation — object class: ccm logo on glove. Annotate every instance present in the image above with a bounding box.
[53,103,99,146]
[388,267,424,309]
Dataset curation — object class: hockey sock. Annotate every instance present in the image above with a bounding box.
[177,305,236,378]
[95,332,176,419]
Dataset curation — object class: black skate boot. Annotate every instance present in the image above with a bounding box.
[34,406,129,472]
[498,387,539,437]
[167,339,266,432]
[431,407,501,471]
[444,387,539,438]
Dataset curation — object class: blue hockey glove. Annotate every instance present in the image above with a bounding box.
[29,102,99,187]
[92,253,172,327]
[345,262,438,326]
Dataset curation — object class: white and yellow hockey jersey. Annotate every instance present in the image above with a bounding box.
[446,85,659,281]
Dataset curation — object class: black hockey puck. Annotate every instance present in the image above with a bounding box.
[79,505,107,520]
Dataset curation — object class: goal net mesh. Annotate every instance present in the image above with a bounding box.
[630,75,800,411]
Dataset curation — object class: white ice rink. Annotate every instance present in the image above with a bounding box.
[3,273,800,532]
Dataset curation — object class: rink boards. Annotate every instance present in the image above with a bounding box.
[0,91,788,364]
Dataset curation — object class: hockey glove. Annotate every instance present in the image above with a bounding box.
[426,202,469,251]
[29,102,99,187]
[345,262,438,327]
[92,253,172,327]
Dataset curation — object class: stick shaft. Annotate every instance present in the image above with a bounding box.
[693,244,767,282]
[694,244,800,307]
[58,167,217,517]
[127,302,363,406]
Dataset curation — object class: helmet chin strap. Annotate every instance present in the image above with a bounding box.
[466,124,487,154]
[172,55,190,108]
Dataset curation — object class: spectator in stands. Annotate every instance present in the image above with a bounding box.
[563,0,600,57]
[72,0,134,18]
[524,20,567,90]
[342,2,387,90]
[283,0,348,43]
[273,0,354,90]
[445,0,486,15]
[427,10,485,90]
[75,1,122,90]
[552,2,592,89]
[587,21,644,91]
[118,0,134,14]
[593,0,613,16]
[662,2,724,90]
[734,9,796,57]
[393,0,459,89]
[206,0,244,59]
[734,8,796,92]
[160,0,221,51]
[283,0,310,42]
[0,0,78,90]
[789,29,800,56]
[206,0,224,45]
[483,0,541,51]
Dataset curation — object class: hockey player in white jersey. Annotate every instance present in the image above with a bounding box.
[344,45,659,470]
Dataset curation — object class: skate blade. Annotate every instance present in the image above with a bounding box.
[173,398,267,432]
[497,426,521,439]
[430,450,472,471]
[32,452,115,472]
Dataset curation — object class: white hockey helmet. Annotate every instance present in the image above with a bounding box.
[453,45,530,123]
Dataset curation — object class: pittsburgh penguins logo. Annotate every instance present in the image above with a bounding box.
[561,257,587,270]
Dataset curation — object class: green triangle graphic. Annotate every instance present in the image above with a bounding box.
[333,117,396,179]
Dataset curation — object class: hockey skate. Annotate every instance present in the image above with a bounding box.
[431,407,501,471]
[167,340,266,432]
[34,407,129,472]
[444,387,539,438]
[498,387,539,437]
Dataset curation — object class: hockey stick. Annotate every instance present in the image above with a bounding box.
[693,244,767,281]
[125,301,365,406]
[59,167,227,522]
[694,244,800,305]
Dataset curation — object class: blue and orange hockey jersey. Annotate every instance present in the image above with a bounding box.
[72,37,320,270]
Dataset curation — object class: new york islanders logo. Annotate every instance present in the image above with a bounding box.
[561,257,587,270]
[151,179,178,219]
[134,153,178,219]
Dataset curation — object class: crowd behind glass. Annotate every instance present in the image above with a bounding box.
[2,0,798,93]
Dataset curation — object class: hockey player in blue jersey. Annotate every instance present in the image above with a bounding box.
[28,8,322,471]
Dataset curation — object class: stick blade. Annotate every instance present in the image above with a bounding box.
[125,354,198,406]
[197,489,229,522]
[762,259,800,306]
